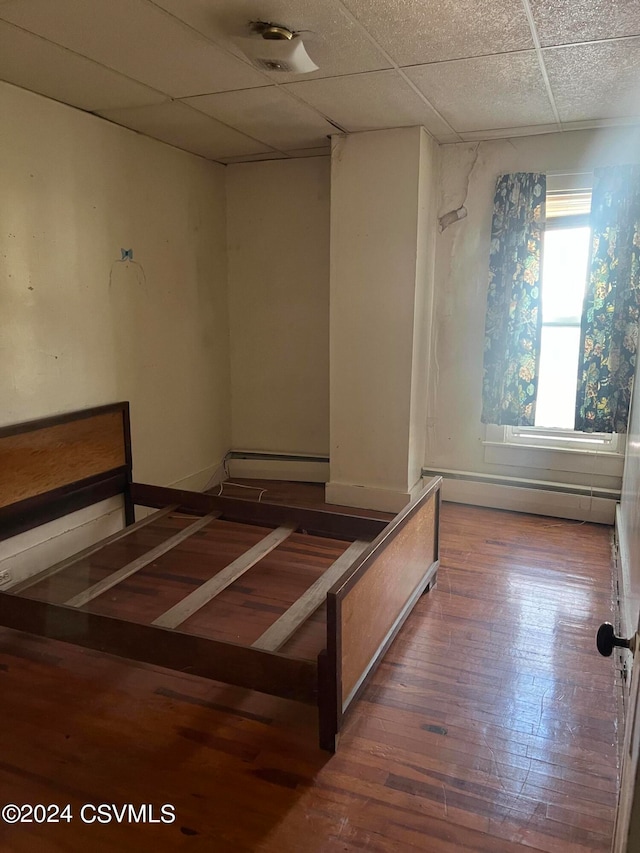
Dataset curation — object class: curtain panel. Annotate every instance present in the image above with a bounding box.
[481,172,546,426]
[575,165,640,434]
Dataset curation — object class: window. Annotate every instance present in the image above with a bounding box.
[484,175,625,465]
[534,217,591,430]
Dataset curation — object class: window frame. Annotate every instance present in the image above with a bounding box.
[490,424,624,454]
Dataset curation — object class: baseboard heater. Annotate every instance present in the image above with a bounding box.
[226,451,330,483]
[228,451,330,464]
[422,468,620,524]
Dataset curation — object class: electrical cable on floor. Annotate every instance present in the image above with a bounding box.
[217,482,268,502]
[202,457,230,492]
[203,456,269,501]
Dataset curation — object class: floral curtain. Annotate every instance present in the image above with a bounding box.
[575,165,640,433]
[481,172,546,426]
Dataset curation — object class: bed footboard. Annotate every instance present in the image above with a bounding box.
[319,477,441,751]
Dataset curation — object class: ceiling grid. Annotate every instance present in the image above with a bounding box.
[0,0,637,163]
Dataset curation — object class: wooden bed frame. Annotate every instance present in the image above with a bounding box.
[0,402,441,751]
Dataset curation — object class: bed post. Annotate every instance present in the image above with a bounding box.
[122,402,135,526]
[317,587,343,752]
[317,649,339,753]
[422,483,441,594]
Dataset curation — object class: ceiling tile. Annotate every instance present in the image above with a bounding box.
[0,20,165,111]
[340,0,533,65]
[406,51,557,133]
[0,0,268,97]
[96,101,273,160]
[284,70,456,139]
[529,0,640,47]
[544,38,640,122]
[184,87,336,150]
[1,0,634,155]
[149,0,392,81]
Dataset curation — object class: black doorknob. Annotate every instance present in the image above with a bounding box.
[597,622,632,657]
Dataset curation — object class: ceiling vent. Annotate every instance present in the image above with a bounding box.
[236,21,319,73]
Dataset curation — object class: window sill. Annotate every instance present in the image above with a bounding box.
[482,439,624,457]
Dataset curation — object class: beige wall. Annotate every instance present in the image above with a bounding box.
[427,126,640,491]
[0,81,231,572]
[328,127,438,511]
[226,157,330,455]
[408,130,439,487]
[329,128,419,496]
[7,76,640,560]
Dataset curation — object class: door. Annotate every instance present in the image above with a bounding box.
[609,349,640,850]
[614,629,640,852]
[598,621,640,852]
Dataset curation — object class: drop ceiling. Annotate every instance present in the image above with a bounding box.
[1,0,639,164]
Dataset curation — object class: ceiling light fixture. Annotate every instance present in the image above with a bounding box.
[236,20,319,74]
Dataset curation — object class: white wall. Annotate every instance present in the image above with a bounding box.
[427,126,640,494]
[226,157,330,456]
[0,81,231,574]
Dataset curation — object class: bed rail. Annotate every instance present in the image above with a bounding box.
[132,482,387,541]
[0,593,317,703]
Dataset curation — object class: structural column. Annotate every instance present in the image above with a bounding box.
[327,127,438,513]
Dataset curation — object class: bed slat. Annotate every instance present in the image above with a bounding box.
[252,539,370,652]
[65,512,220,608]
[153,524,295,629]
[8,506,179,594]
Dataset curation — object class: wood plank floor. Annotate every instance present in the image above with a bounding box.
[0,488,620,852]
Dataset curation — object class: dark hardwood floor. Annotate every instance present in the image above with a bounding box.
[0,484,620,852]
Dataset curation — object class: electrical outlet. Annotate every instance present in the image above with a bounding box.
[0,570,12,586]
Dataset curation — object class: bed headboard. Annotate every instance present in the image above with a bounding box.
[0,402,133,542]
